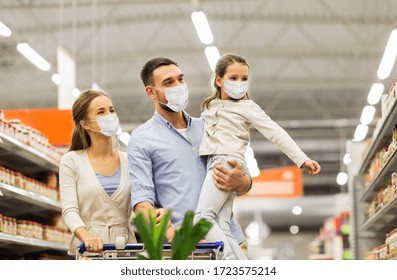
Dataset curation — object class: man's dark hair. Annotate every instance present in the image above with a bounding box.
[140,57,178,86]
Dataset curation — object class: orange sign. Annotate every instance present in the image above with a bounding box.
[3,108,73,147]
[243,165,303,198]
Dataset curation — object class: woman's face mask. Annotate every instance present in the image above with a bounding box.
[157,83,189,112]
[223,80,249,99]
[88,113,120,137]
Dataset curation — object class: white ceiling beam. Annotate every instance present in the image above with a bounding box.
[13,11,396,35]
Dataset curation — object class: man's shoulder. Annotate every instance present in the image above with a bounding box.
[131,118,156,137]
[189,115,204,126]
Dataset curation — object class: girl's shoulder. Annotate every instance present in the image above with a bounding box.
[221,99,257,106]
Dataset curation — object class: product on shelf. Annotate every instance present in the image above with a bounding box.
[353,77,397,260]
[386,228,397,259]
[364,172,397,221]
[17,220,43,239]
[0,212,71,244]
[382,78,397,118]
[0,116,63,163]
[308,211,351,260]
[0,214,17,235]
[0,113,67,259]
[0,164,60,201]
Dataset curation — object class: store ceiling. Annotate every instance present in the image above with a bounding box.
[1,0,397,231]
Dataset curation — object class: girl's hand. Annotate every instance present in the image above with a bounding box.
[301,160,321,175]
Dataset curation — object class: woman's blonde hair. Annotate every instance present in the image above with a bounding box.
[201,53,249,110]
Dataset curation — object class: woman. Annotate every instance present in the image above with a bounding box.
[59,89,137,257]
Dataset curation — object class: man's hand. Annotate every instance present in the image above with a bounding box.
[212,159,251,195]
[165,222,175,243]
[135,204,175,242]
[155,208,175,242]
[154,208,168,225]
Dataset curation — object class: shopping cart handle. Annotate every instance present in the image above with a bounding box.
[78,241,224,254]
[196,241,224,252]
[78,243,145,254]
[161,241,224,251]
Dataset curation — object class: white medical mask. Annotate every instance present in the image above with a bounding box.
[159,83,189,112]
[89,113,120,137]
[224,80,249,99]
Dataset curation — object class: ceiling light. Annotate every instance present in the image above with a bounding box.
[16,43,51,71]
[367,83,384,105]
[360,105,376,125]
[51,73,61,85]
[353,124,368,142]
[72,87,80,97]
[191,11,214,45]
[343,153,352,165]
[292,206,302,215]
[377,29,397,80]
[336,172,348,185]
[289,225,299,235]
[205,46,220,72]
[92,83,102,91]
[0,21,12,37]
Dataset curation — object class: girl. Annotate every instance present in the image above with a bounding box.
[194,53,321,260]
[59,89,137,257]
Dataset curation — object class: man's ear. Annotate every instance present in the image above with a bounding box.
[145,86,155,98]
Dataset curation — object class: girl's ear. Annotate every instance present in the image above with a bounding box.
[215,75,223,88]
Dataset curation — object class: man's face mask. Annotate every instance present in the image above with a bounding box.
[224,80,249,99]
[156,83,189,112]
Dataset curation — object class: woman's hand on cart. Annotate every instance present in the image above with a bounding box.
[83,237,104,254]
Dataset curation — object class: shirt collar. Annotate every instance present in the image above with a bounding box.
[154,111,192,128]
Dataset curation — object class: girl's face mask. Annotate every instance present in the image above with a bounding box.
[223,80,249,99]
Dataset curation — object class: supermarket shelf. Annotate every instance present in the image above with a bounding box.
[308,254,334,260]
[0,232,68,254]
[362,195,397,232]
[0,182,61,215]
[0,132,59,174]
[359,101,397,174]
[360,147,397,202]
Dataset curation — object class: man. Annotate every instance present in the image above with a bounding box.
[128,57,251,250]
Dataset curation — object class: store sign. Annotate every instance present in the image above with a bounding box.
[243,165,303,198]
[3,108,73,147]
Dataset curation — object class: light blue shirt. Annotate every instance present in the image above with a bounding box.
[95,167,121,196]
[128,111,246,244]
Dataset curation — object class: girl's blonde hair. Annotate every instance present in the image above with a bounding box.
[201,53,249,110]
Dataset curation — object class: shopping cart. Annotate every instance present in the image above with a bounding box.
[76,240,224,260]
